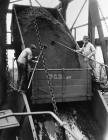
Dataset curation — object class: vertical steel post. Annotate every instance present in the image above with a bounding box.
[88,0,108,79]
[12,58,14,84]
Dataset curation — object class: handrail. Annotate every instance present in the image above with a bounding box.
[0,110,84,140]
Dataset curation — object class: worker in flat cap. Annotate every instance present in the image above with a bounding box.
[76,35,97,79]
[17,44,38,90]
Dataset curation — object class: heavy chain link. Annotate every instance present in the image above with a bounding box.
[33,18,66,140]
[33,18,59,117]
[22,6,65,140]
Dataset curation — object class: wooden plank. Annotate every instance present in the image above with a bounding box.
[63,79,89,85]
[34,69,91,79]
[32,85,92,102]
[32,95,92,104]
[32,69,92,103]
[36,78,90,85]
[0,110,19,129]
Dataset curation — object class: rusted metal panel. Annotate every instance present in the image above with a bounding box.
[32,69,92,103]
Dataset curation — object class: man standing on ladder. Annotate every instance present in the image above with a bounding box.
[76,35,97,79]
[17,44,38,91]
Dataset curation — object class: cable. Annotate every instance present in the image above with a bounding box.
[70,0,87,31]
[29,0,33,6]
[53,40,108,68]
[34,0,42,7]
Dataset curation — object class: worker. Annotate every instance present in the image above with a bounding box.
[17,44,38,90]
[76,35,97,79]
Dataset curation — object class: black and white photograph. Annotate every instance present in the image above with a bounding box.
[0,0,108,139]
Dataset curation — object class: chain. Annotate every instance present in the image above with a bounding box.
[41,54,59,117]
[33,18,59,117]
[20,6,59,114]
[33,16,66,140]
[22,6,65,140]
[6,50,9,76]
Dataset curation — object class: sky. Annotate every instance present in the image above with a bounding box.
[7,0,108,68]
[7,0,108,41]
